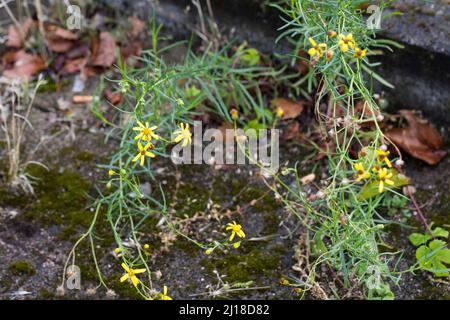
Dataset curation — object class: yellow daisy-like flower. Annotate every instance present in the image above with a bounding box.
[326,49,334,62]
[226,221,245,241]
[353,48,367,59]
[307,37,327,58]
[354,162,370,182]
[160,286,172,300]
[338,33,356,53]
[275,107,284,118]
[230,108,239,120]
[327,30,337,38]
[120,263,146,287]
[132,142,156,166]
[376,149,392,168]
[377,167,395,193]
[173,123,192,147]
[133,121,159,141]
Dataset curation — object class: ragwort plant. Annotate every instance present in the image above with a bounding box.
[267,0,415,298]
[62,23,281,299]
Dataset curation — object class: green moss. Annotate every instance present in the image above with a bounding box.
[201,243,285,283]
[38,289,56,299]
[169,182,210,218]
[21,166,94,233]
[0,188,24,206]
[8,260,36,276]
[74,151,95,162]
[109,275,144,299]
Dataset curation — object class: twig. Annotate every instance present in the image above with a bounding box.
[407,187,432,234]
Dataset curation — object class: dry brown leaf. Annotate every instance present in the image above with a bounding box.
[300,173,316,185]
[129,16,146,38]
[2,50,46,80]
[61,57,88,74]
[120,42,143,65]
[296,50,309,75]
[281,121,300,140]
[272,98,304,119]
[6,19,33,48]
[52,27,78,40]
[47,39,75,53]
[385,109,446,165]
[91,32,117,67]
[104,89,123,105]
[46,26,78,53]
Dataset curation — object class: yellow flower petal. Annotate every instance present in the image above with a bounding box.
[133,268,146,274]
[130,275,140,287]
[120,273,129,283]
[132,154,140,162]
[121,263,130,272]
[308,37,317,47]
[379,181,384,193]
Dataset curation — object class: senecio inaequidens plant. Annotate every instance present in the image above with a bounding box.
[270,0,414,299]
[62,1,447,300]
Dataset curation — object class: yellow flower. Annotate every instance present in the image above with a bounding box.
[275,107,284,118]
[338,33,356,53]
[327,30,337,38]
[160,286,172,300]
[377,167,395,193]
[353,48,367,59]
[173,123,192,147]
[307,37,327,58]
[132,142,156,166]
[226,221,245,241]
[230,108,239,120]
[143,244,150,250]
[354,162,370,182]
[120,263,146,287]
[108,170,117,176]
[133,121,159,141]
[233,241,241,249]
[326,50,334,62]
[376,149,392,168]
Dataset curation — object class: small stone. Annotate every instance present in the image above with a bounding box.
[56,286,65,297]
[106,289,116,298]
[85,288,96,296]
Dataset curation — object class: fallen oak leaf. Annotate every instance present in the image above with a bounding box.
[2,50,46,81]
[104,89,123,106]
[52,27,78,40]
[272,98,304,119]
[6,18,33,48]
[300,173,316,185]
[129,16,146,38]
[61,57,88,74]
[281,121,300,140]
[399,109,443,150]
[46,26,78,53]
[385,110,446,165]
[91,32,117,67]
